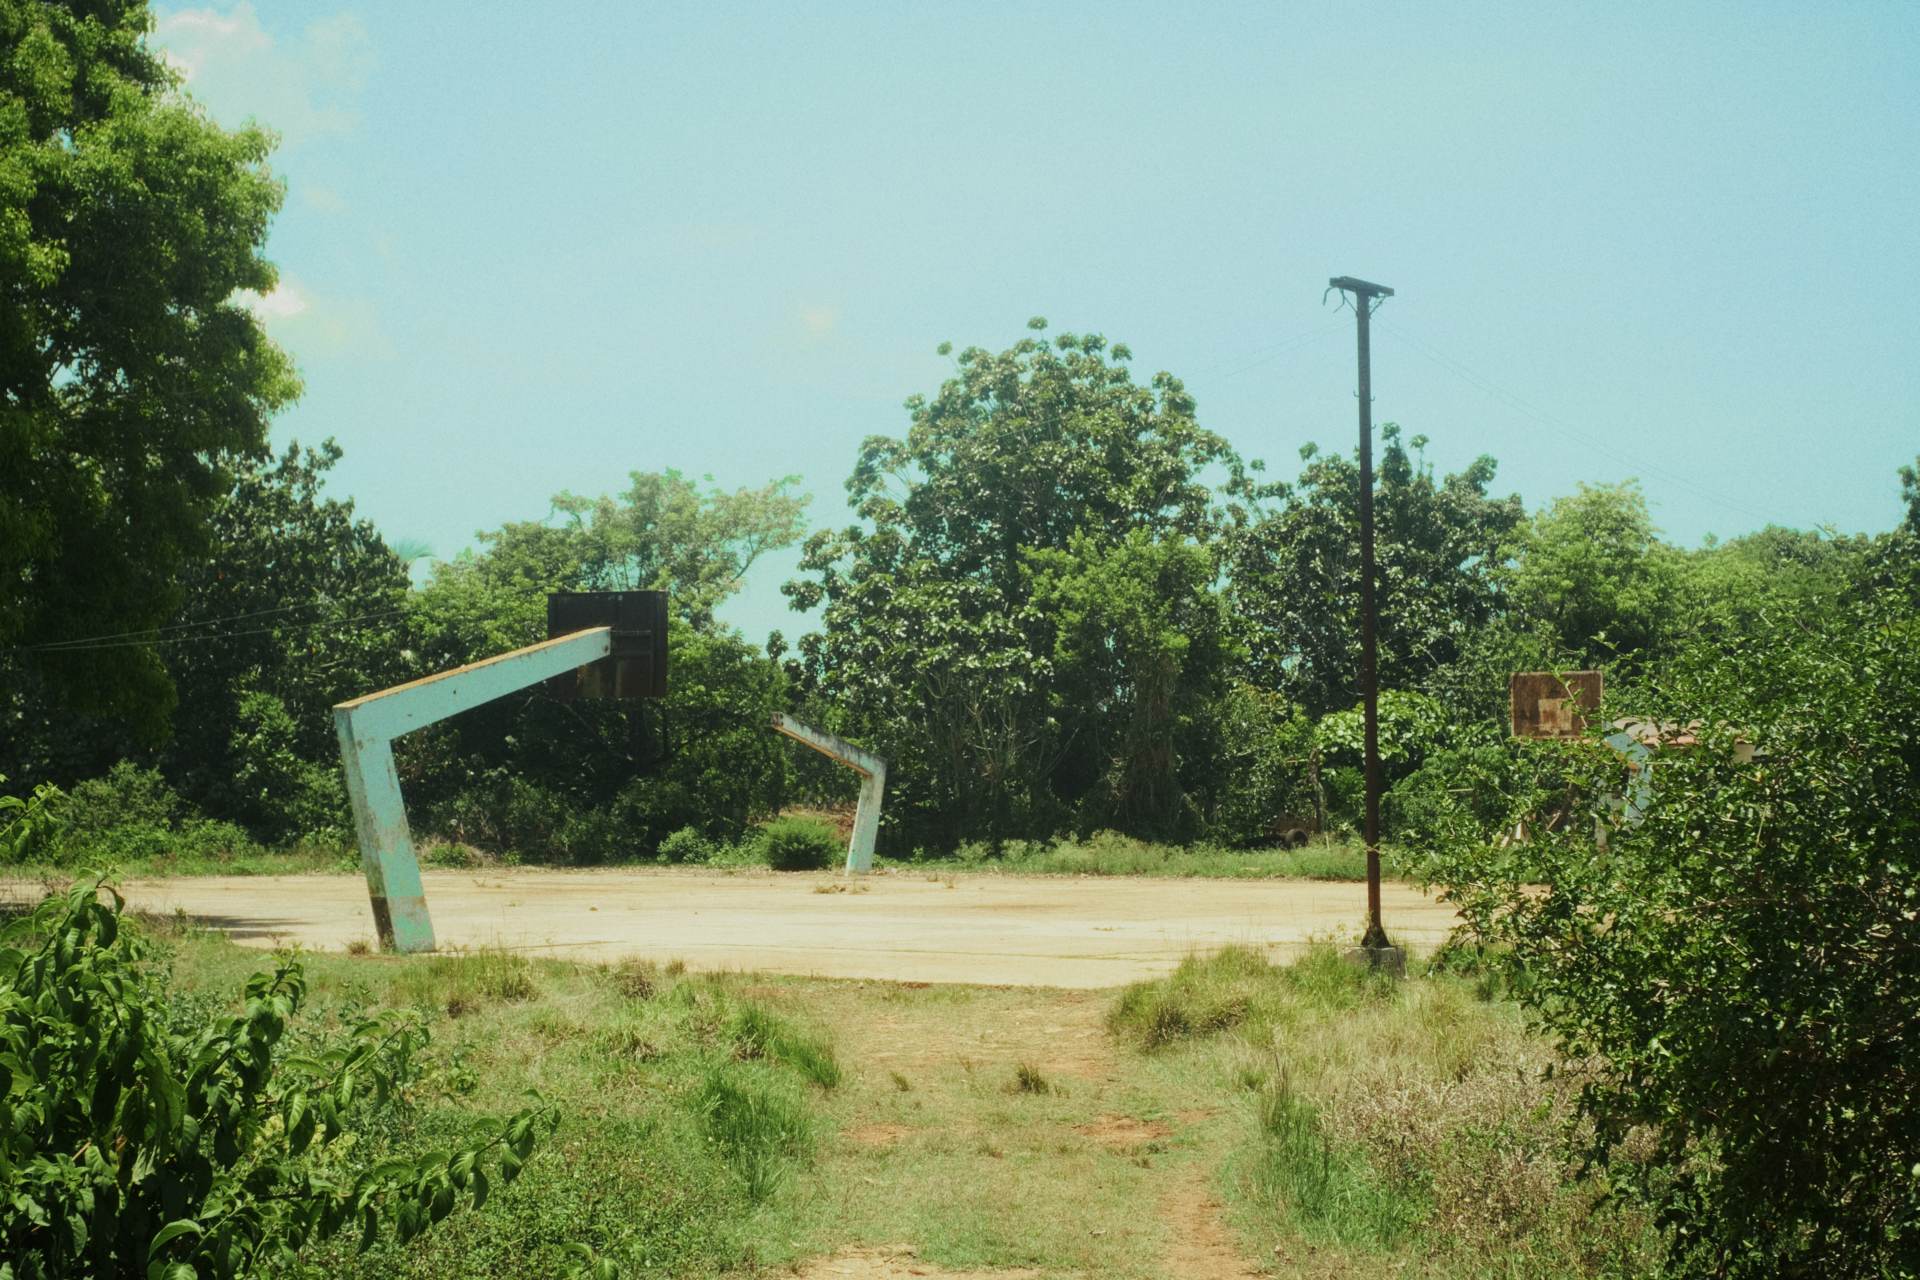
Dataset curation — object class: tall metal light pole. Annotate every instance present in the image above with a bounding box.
[1328,275,1395,956]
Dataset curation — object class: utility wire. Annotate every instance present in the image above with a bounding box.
[24,593,415,652]
[10,602,416,655]
[1195,319,1349,381]
[1373,318,1781,527]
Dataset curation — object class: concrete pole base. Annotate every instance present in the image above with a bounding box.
[1343,944,1407,978]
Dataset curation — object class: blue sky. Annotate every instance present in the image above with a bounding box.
[154,2,1920,643]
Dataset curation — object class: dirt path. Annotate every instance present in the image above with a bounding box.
[59,866,1459,988]
[765,980,1268,1279]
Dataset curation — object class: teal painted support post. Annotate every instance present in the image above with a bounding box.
[770,712,888,873]
[334,627,613,952]
[334,725,435,952]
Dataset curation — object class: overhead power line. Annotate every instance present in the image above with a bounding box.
[9,601,416,656]
[1374,318,1780,528]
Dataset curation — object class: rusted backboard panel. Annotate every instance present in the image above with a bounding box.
[546,591,669,700]
[1509,670,1603,739]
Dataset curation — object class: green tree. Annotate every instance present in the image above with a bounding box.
[1228,427,1523,716]
[1027,530,1235,837]
[402,472,804,858]
[0,0,299,737]
[1505,481,1685,664]
[164,441,410,839]
[787,320,1244,846]
[1678,524,1869,647]
[1421,600,1920,1277]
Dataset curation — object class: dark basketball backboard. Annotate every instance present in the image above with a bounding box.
[545,590,669,700]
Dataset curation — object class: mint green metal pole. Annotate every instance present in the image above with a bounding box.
[334,627,613,953]
[770,712,888,872]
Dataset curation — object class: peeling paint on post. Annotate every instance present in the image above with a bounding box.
[333,627,614,952]
[770,712,888,873]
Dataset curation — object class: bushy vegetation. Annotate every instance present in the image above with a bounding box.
[1419,597,1920,1277]
[0,882,565,1277]
[753,816,841,871]
[1110,945,1661,1275]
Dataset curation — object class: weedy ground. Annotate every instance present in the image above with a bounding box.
[154,925,1656,1279]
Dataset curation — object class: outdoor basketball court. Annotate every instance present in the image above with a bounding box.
[87,868,1461,988]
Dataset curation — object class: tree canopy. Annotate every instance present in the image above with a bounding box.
[1,0,297,735]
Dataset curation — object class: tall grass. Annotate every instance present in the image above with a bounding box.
[1245,1072,1424,1248]
[728,1003,843,1088]
[692,1063,816,1200]
[1107,944,1659,1275]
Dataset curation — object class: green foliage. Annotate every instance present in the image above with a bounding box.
[1202,683,1319,844]
[1419,600,1920,1277]
[1027,529,1236,838]
[38,762,260,868]
[1229,427,1524,716]
[787,320,1245,848]
[0,881,560,1277]
[0,0,300,735]
[755,816,839,871]
[163,441,410,838]
[656,826,716,865]
[0,772,65,862]
[1505,481,1686,665]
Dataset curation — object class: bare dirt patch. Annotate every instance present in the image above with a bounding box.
[1160,1175,1264,1279]
[789,1244,1041,1279]
[1074,1115,1172,1148]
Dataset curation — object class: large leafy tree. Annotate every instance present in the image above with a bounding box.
[1504,480,1685,665]
[787,320,1245,846]
[1229,427,1523,717]
[162,440,411,839]
[400,472,806,857]
[1,0,298,735]
[1027,530,1236,837]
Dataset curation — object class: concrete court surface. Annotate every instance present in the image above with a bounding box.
[68,868,1465,988]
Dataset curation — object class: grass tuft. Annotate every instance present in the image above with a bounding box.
[691,1063,815,1200]
[728,1003,842,1089]
[393,950,540,1017]
[1009,1062,1053,1095]
[609,957,659,1000]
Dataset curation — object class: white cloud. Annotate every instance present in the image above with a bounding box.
[236,282,308,320]
[153,3,372,144]
[232,277,391,361]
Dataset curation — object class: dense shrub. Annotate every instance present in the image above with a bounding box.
[1420,598,1920,1277]
[42,762,264,867]
[755,817,839,871]
[656,826,717,864]
[0,881,565,1277]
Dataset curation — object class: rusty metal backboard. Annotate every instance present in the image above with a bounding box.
[545,590,669,700]
[1509,670,1603,739]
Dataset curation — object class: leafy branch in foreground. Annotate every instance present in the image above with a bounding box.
[0,880,588,1278]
